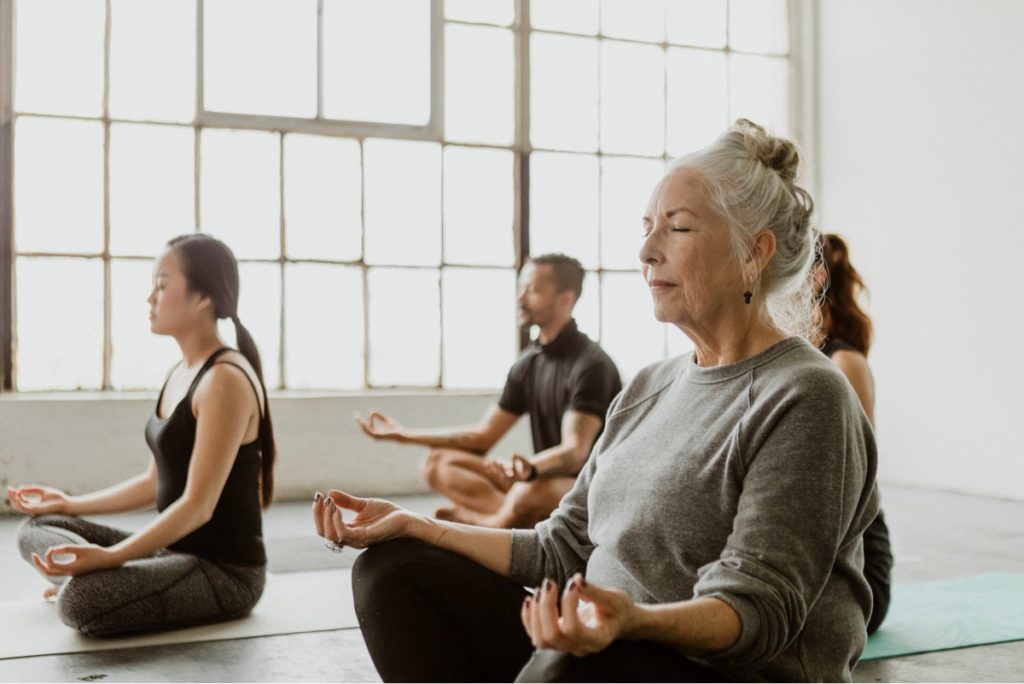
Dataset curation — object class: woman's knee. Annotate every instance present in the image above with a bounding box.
[15,514,74,561]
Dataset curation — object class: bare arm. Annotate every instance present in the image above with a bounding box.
[356,404,519,455]
[528,411,604,478]
[624,597,742,655]
[831,350,875,424]
[65,461,159,515]
[107,364,257,563]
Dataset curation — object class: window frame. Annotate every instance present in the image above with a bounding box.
[0,0,815,393]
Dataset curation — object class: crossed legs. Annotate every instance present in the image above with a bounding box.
[421,448,575,529]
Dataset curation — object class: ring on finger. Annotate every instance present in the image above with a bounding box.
[324,540,345,553]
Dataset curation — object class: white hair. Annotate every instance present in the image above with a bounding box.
[670,119,821,339]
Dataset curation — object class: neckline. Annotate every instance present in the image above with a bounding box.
[154,347,233,421]
[539,319,583,358]
[685,336,807,384]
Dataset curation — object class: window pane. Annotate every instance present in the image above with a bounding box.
[14,117,103,254]
[445,25,514,145]
[110,124,195,257]
[531,0,599,35]
[364,139,441,266]
[442,268,517,388]
[667,48,728,156]
[601,41,665,156]
[16,257,103,390]
[323,0,431,125]
[14,0,104,116]
[600,271,665,380]
[574,271,601,341]
[368,268,440,387]
[109,0,196,122]
[221,262,281,389]
[530,152,599,269]
[203,0,317,117]
[445,0,514,25]
[110,259,180,390]
[729,0,789,55]
[284,134,362,262]
[601,157,663,269]
[601,0,664,42]
[285,264,364,389]
[444,146,514,267]
[666,0,727,48]
[729,54,790,136]
[200,129,281,260]
[531,34,599,152]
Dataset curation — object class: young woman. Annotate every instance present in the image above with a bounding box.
[7,234,275,638]
[814,232,894,635]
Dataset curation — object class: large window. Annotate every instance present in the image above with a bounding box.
[0,0,796,392]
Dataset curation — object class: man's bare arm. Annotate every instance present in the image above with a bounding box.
[355,404,520,455]
[525,411,604,478]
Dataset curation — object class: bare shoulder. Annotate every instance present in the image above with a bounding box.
[831,349,872,383]
[195,352,265,413]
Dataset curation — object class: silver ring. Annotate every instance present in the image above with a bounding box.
[324,540,345,553]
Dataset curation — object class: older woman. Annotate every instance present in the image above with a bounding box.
[313,120,878,682]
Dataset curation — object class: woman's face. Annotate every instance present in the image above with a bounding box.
[640,167,746,329]
[147,248,205,336]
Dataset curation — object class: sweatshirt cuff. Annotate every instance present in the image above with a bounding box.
[508,528,542,586]
[700,591,760,665]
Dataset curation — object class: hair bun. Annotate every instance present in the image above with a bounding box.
[734,118,801,183]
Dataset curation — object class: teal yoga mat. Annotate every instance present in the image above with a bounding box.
[861,572,1024,660]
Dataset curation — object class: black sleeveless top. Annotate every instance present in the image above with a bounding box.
[145,347,267,567]
[820,336,858,358]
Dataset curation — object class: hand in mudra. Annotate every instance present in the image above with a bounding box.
[353,411,406,442]
[312,489,418,549]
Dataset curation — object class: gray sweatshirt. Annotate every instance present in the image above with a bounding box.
[509,337,878,682]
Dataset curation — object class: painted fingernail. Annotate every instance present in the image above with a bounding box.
[566,578,578,592]
[580,576,588,588]
[544,578,555,593]
[314,492,322,502]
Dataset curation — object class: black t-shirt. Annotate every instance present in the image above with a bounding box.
[498,319,622,453]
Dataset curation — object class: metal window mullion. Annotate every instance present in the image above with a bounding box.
[316,0,324,120]
[101,0,112,390]
[790,0,818,197]
[277,133,286,390]
[430,0,444,138]
[514,0,530,352]
[358,140,369,389]
[0,0,14,390]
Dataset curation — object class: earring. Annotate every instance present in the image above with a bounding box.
[743,291,753,304]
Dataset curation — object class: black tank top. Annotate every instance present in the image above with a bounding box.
[820,336,858,359]
[145,347,267,566]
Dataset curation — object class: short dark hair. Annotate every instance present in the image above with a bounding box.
[528,253,585,301]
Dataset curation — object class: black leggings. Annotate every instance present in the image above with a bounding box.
[17,515,265,638]
[352,539,727,682]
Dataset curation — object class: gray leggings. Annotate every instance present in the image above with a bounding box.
[17,515,265,638]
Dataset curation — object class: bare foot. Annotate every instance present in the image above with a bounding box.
[42,585,59,602]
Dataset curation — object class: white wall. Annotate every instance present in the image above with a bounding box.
[817,0,1024,499]
[0,392,532,514]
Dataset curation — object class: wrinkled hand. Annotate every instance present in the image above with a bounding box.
[312,489,418,550]
[353,411,407,443]
[7,485,72,516]
[522,573,640,657]
[31,544,123,578]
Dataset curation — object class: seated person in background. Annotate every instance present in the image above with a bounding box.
[355,253,622,529]
[813,232,894,635]
[7,234,273,638]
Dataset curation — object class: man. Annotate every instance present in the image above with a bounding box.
[355,254,622,528]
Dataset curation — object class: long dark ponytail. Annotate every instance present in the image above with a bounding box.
[167,234,276,508]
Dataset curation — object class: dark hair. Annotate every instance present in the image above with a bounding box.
[528,253,585,301]
[817,233,873,356]
[166,233,276,508]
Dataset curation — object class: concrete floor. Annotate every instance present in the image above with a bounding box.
[1,486,1022,683]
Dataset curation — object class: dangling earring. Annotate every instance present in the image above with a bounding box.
[743,290,753,305]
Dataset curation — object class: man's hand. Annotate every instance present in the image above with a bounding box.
[354,411,407,443]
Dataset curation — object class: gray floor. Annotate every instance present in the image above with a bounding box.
[1,486,1022,682]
